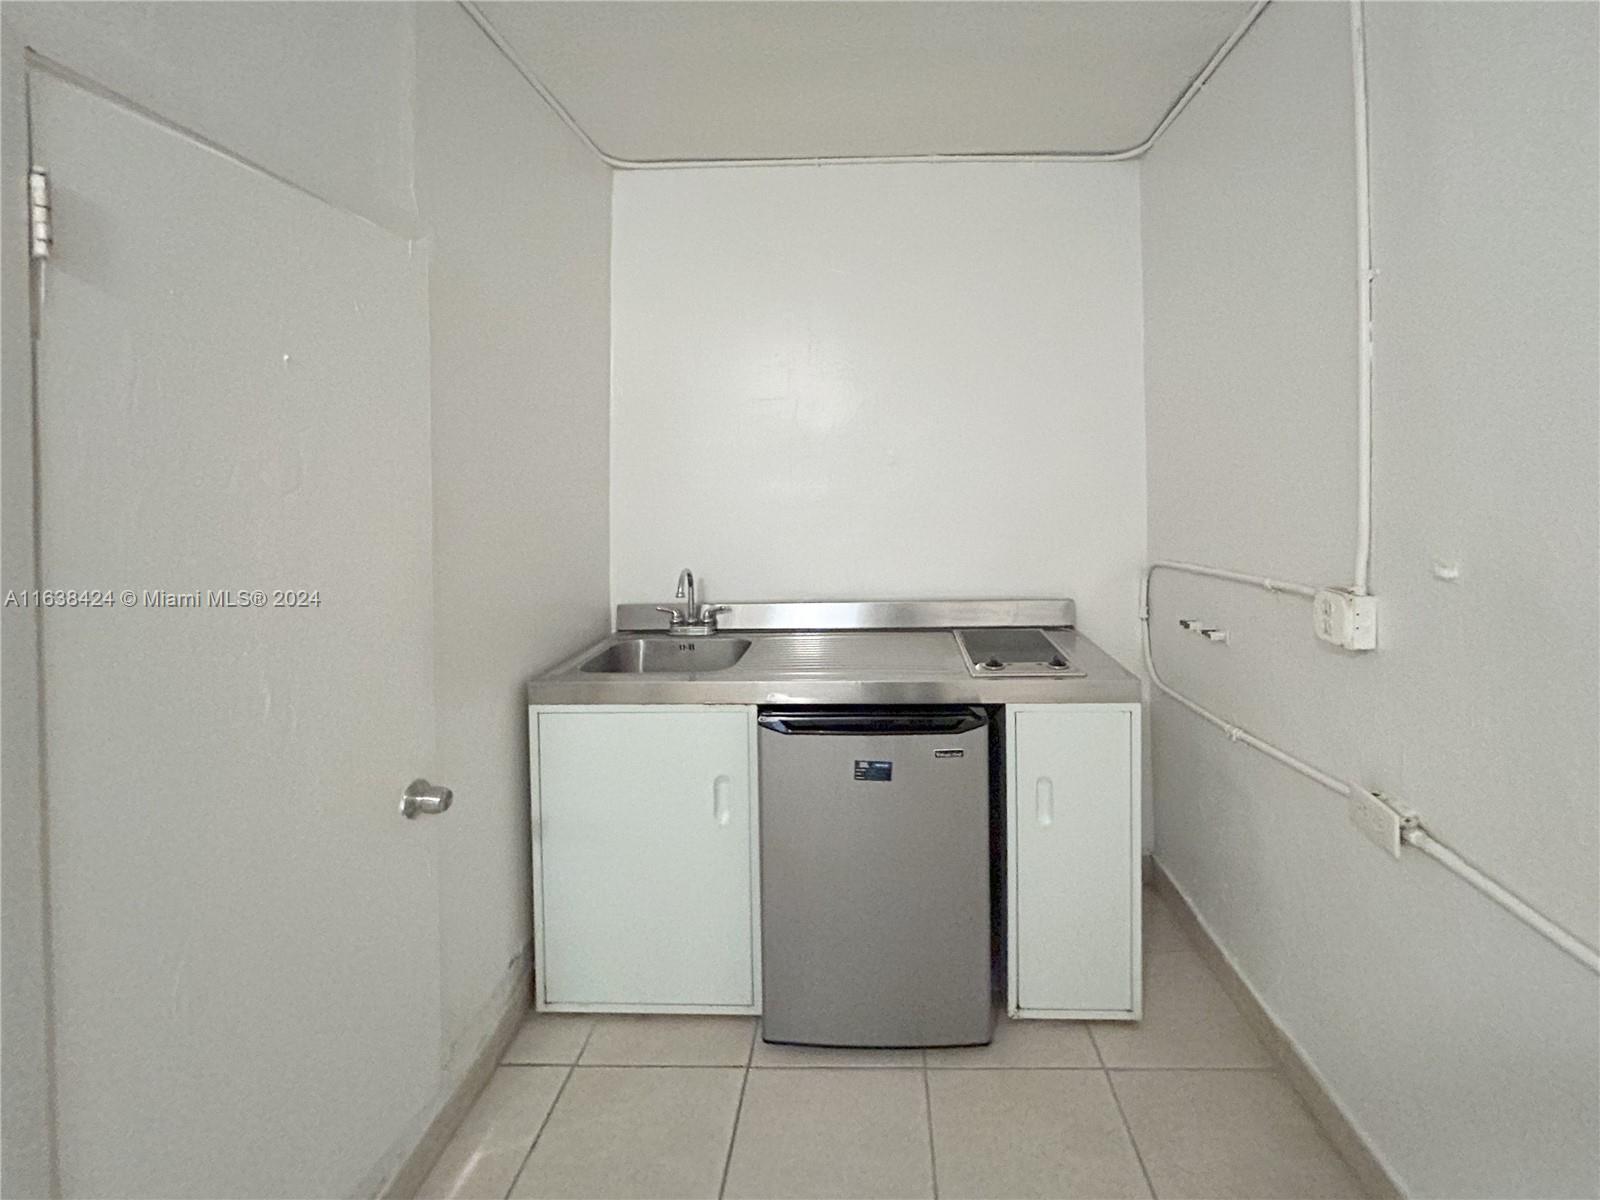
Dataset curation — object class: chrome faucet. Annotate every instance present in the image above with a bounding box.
[656,567,729,636]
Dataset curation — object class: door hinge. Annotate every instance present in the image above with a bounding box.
[28,167,51,260]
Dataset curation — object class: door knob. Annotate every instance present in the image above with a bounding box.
[401,778,452,819]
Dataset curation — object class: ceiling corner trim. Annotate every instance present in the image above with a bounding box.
[458,0,1271,171]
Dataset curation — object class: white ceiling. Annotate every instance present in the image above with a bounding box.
[478,1,1256,163]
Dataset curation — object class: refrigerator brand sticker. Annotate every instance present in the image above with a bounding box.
[933,749,965,759]
[853,760,892,782]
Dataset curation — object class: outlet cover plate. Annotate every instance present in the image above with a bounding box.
[1348,784,1403,858]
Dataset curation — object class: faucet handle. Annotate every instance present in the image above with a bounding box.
[697,604,730,630]
[655,605,687,626]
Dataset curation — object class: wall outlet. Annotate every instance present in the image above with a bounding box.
[1347,785,1404,858]
[1313,588,1378,650]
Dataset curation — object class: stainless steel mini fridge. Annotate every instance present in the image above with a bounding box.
[757,707,994,1048]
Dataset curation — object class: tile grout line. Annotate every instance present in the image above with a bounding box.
[926,1061,1110,1071]
[1104,1071,1160,1200]
[505,1061,1274,1071]
[1094,1026,1159,1200]
[922,1052,940,1200]
[1086,1016,1107,1074]
[1086,1018,1104,1064]
[716,1021,758,1199]
[1090,1064,1279,1072]
[553,1068,764,1075]
[501,1021,597,1200]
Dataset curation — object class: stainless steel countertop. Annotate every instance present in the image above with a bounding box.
[526,627,1140,707]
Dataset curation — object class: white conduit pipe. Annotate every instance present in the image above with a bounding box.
[458,0,1271,171]
[1141,565,1600,975]
[1401,829,1600,974]
[1350,0,1376,596]
[1146,559,1318,600]
[1151,4,1373,601]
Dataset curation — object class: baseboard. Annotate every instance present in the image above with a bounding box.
[366,946,533,1200]
[1147,858,1404,1200]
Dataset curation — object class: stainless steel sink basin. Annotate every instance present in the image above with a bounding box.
[579,637,752,674]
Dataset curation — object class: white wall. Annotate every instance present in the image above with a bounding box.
[2,4,613,1195]
[610,164,1148,672]
[1141,4,1599,1197]
[415,2,612,1068]
[8,0,418,235]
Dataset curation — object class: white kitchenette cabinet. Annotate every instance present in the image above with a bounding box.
[530,705,760,1012]
[530,695,1140,1021]
[1008,703,1142,1020]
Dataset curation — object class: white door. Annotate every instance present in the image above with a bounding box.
[31,68,443,1198]
[535,708,756,1009]
[1011,705,1139,1016]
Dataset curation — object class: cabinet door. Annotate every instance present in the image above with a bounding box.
[536,708,755,1008]
[1012,706,1138,1016]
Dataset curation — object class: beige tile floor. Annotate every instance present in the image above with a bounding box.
[418,889,1365,1200]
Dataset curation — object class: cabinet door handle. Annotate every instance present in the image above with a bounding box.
[712,775,732,827]
[1035,777,1054,827]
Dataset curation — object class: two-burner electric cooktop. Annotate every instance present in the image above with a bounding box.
[953,628,1086,679]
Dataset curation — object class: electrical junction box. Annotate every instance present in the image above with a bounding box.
[1314,588,1378,650]
[1347,784,1405,858]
